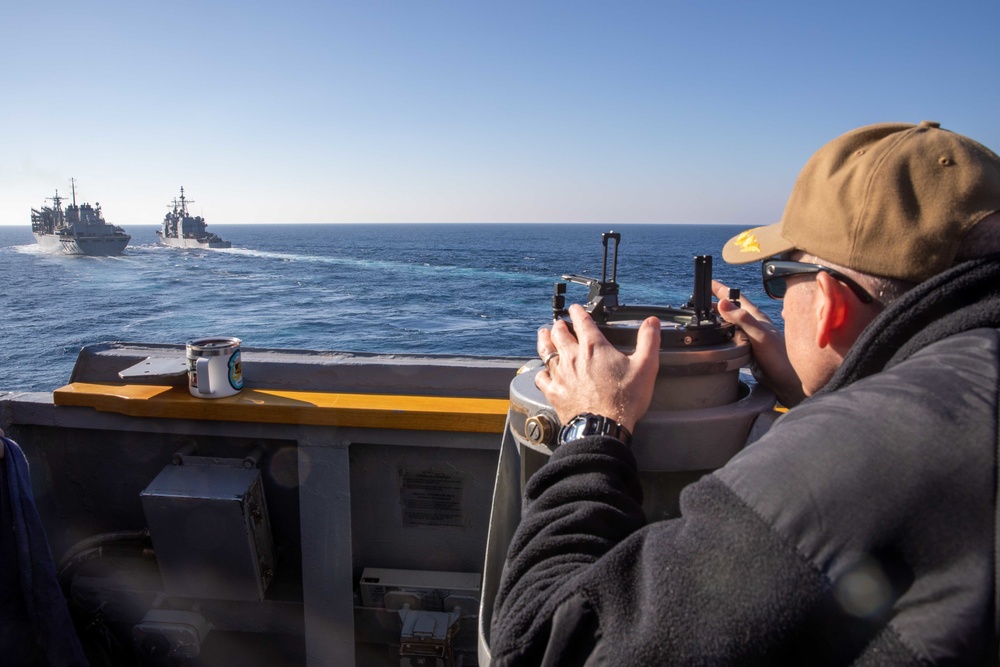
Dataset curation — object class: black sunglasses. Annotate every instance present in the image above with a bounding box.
[761,260,874,304]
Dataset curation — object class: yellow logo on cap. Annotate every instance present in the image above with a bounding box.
[734,231,760,253]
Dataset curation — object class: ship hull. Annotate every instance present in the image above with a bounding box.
[32,232,65,252]
[157,234,231,249]
[33,232,130,256]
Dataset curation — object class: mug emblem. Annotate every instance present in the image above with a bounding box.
[228,350,244,390]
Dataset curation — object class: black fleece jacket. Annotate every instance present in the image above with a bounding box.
[490,255,1000,666]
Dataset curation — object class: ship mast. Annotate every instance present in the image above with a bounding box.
[43,188,66,228]
[70,177,78,207]
[46,189,64,210]
[178,186,194,216]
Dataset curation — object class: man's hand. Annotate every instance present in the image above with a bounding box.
[712,280,806,407]
[535,304,661,432]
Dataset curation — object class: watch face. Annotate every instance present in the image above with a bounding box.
[559,414,598,445]
[558,413,631,446]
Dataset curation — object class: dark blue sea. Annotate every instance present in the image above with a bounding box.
[0,223,780,393]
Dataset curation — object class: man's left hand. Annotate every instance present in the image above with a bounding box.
[535,303,661,433]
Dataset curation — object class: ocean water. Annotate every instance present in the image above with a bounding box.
[0,223,780,393]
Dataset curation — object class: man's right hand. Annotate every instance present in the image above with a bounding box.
[712,280,806,408]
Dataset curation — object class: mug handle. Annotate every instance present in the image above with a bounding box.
[196,357,213,395]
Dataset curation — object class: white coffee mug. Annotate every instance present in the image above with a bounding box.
[186,337,244,398]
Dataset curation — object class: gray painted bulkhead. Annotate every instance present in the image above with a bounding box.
[1,343,528,666]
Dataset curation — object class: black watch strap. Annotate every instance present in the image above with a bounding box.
[558,413,633,447]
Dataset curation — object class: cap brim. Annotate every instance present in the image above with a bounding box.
[721,222,795,264]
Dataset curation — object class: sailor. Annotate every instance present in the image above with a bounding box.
[490,122,1000,665]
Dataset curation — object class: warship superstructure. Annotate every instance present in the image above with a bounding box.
[157,187,231,249]
[30,179,130,256]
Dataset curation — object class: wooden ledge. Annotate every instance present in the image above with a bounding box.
[53,383,510,433]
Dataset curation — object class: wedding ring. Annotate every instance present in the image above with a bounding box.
[541,351,560,369]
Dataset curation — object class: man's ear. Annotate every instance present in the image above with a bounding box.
[813,270,851,350]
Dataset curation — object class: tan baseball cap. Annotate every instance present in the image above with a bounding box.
[722,121,1000,282]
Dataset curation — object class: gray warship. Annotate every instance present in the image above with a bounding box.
[30,179,131,256]
[157,187,231,249]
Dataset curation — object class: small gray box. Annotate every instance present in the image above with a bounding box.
[141,464,274,601]
[359,567,481,611]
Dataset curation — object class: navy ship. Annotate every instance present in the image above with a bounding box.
[30,179,130,256]
[157,187,231,249]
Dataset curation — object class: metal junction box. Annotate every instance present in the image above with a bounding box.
[140,463,275,601]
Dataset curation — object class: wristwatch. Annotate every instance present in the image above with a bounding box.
[557,413,633,447]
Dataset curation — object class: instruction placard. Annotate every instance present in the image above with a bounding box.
[399,469,464,528]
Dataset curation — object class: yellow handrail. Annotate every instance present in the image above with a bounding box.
[53,383,510,434]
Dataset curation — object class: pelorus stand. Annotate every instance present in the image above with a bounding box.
[478,231,777,665]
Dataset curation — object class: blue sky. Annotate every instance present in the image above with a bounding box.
[2,1,998,226]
